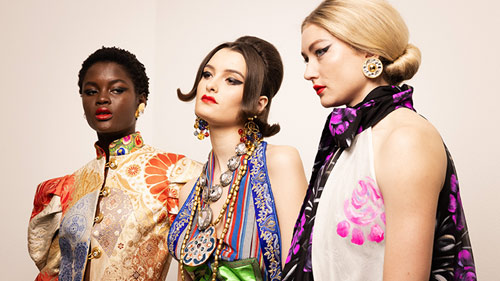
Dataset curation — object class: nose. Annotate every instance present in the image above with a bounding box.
[96,89,111,104]
[205,77,218,93]
[304,61,319,82]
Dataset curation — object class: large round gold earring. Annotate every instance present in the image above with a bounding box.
[362,57,383,78]
[135,103,145,118]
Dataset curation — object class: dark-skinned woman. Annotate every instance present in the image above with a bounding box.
[28,47,201,281]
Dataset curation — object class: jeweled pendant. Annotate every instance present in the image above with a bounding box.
[183,226,217,267]
[220,170,233,186]
[235,142,247,155]
[198,205,212,231]
[209,184,223,202]
[202,185,210,203]
[199,174,207,187]
[227,155,240,171]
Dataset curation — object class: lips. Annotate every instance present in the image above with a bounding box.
[201,95,217,104]
[95,107,112,121]
[313,85,326,95]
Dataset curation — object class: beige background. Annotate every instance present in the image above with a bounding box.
[1,0,498,280]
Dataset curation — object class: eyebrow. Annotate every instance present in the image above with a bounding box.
[83,79,129,88]
[205,64,245,80]
[302,38,329,55]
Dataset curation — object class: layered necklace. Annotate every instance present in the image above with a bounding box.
[180,119,262,281]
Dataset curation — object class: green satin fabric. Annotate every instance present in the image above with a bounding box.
[217,258,263,281]
[184,258,263,281]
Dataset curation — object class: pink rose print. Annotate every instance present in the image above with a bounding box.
[336,177,385,245]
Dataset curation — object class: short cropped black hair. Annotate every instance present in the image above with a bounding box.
[78,46,149,99]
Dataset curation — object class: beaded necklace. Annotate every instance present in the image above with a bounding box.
[180,121,261,281]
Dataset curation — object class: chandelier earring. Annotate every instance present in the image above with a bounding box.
[238,116,262,146]
[194,116,209,140]
[135,103,146,118]
[362,57,383,79]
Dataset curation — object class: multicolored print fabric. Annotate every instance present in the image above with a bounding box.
[28,132,202,281]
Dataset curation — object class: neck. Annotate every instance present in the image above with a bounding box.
[209,124,243,173]
[348,79,388,107]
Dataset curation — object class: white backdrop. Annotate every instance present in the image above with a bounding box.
[1,0,498,280]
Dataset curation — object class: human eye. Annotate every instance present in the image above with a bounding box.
[315,45,331,58]
[83,89,98,96]
[201,70,212,79]
[226,77,243,86]
[110,87,126,94]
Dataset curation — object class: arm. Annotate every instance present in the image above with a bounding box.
[374,122,446,281]
[28,175,74,279]
[266,145,308,266]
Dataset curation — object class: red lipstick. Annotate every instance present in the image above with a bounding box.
[95,107,112,121]
[313,85,326,95]
[201,95,217,104]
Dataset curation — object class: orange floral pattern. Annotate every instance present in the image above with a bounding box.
[145,153,185,223]
[31,175,75,220]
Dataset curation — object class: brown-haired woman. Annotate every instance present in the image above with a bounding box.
[283,0,476,280]
[167,36,307,281]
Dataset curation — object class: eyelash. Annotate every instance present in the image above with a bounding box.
[202,70,243,85]
[82,88,126,96]
[83,89,97,96]
[315,45,330,58]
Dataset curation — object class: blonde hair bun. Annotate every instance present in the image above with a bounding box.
[384,43,421,85]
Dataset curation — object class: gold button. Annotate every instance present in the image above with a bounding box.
[106,159,118,170]
[88,247,102,260]
[94,213,104,223]
[100,186,110,197]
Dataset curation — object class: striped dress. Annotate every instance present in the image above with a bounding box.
[167,141,282,281]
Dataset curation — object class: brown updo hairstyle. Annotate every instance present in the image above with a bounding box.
[178,36,283,137]
[303,0,421,85]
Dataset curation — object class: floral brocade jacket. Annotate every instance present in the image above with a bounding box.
[28,133,202,281]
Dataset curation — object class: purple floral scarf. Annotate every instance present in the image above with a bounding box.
[282,85,476,281]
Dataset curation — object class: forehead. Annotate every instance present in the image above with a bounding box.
[207,48,247,76]
[84,62,132,82]
[301,24,335,51]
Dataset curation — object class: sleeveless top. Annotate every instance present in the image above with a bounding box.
[283,85,476,281]
[28,132,202,281]
[167,141,283,281]
[312,128,385,280]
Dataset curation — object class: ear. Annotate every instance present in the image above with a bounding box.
[256,96,269,114]
[138,93,147,106]
[364,53,380,59]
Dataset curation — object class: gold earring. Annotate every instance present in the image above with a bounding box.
[362,57,383,78]
[135,103,145,118]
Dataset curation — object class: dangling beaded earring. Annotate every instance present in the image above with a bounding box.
[238,116,263,146]
[194,116,209,140]
[135,103,146,118]
[362,57,383,78]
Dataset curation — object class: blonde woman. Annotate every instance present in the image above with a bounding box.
[283,0,476,280]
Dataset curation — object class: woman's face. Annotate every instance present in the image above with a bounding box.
[195,48,247,128]
[301,24,374,107]
[81,62,144,139]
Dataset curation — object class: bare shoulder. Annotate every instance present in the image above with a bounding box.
[265,143,303,171]
[374,108,444,155]
[373,108,447,193]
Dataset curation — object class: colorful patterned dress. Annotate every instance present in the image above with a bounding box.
[167,141,282,281]
[28,132,202,281]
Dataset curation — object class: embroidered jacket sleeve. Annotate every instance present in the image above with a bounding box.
[28,175,75,281]
[166,156,202,224]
